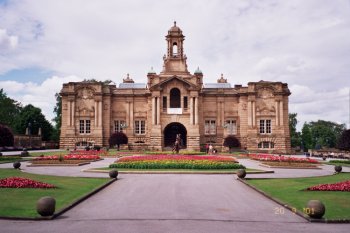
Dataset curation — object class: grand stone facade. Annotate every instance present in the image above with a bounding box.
[60,23,291,153]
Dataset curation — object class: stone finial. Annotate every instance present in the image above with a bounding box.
[217,73,227,83]
[123,73,134,83]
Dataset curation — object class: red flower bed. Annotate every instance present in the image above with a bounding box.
[34,155,101,161]
[0,177,56,188]
[307,180,350,192]
[245,154,319,164]
[118,155,238,163]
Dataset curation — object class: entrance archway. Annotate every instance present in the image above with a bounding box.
[164,122,187,148]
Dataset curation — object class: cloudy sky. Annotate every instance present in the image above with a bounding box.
[0,0,349,130]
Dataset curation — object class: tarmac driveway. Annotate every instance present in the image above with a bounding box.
[1,174,348,233]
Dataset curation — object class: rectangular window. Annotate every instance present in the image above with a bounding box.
[183,96,188,109]
[163,96,167,110]
[79,120,91,134]
[226,120,237,135]
[205,120,216,135]
[114,120,126,132]
[259,119,272,134]
[85,120,91,134]
[79,120,85,134]
[135,120,146,135]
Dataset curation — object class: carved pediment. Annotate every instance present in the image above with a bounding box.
[149,76,199,91]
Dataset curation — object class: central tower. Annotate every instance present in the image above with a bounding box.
[161,21,190,75]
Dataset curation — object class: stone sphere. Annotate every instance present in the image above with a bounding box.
[236,169,246,179]
[109,169,119,179]
[13,161,21,169]
[306,200,325,219]
[21,150,29,157]
[334,165,342,173]
[37,196,56,216]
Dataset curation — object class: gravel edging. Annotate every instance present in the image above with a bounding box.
[237,177,350,223]
[0,177,117,221]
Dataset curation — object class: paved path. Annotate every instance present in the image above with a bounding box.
[1,174,349,233]
[0,156,349,233]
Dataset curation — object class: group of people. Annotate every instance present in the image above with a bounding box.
[205,144,217,154]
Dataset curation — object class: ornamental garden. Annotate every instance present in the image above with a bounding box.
[0,148,349,222]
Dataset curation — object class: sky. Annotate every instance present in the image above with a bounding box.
[0,0,349,130]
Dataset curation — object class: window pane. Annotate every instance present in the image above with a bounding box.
[205,120,210,134]
[80,120,85,134]
[266,120,271,133]
[210,120,216,134]
[163,96,167,109]
[141,120,145,134]
[259,120,265,134]
[183,96,188,109]
[86,120,91,133]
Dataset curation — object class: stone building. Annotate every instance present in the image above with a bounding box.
[60,22,291,153]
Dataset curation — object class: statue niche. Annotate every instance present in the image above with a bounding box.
[76,87,95,117]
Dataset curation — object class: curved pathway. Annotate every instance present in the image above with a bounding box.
[0,156,349,233]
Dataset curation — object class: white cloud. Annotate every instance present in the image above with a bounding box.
[0,28,18,50]
[0,76,84,123]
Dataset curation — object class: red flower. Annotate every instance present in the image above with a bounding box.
[0,177,56,188]
[307,180,350,192]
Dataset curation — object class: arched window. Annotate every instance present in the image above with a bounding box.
[172,42,178,56]
[170,88,181,108]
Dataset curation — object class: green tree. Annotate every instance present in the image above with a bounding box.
[14,104,53,141]
[308,120,345,149]
[289,113,301,148]
[337,129,350,151]
[51,93,62,142]
[0,89,22,131]
[301,123,312,151]
[109,132,128,150]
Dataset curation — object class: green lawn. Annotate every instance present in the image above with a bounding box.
[0,169,110,218]
[0,156,23,164]
[246,173,350,220]
[324,160,350,167]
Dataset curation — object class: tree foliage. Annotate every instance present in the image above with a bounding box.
[301,120,345,151]
[289,113,301,148]
[51,93,62,142]
[14,104,53,141]
[0,89,22,131]
[0,124,14,147]
[223,135,241,150]
[337,129,350,151]
[109,132,128,150]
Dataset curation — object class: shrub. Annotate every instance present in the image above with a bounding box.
[109,132,128,150]
[337,129,350,151]
[0,124,14,147]
[223,136,241,152]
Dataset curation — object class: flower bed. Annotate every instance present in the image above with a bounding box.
[31,160,91,165]
[34,155,101,161]
[145,151,207,155]
[0,177,55,189]
[110,155,245,170]
[245,153,319,164]
[307,180,350,192]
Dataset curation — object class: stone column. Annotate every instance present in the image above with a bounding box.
[190,97,194,125]
[94,101,98,127]
[157,97,160,125]
[195,97,199,125]
[67,100,71,126]
[152,97,156,125]
[99,101,102,127]
[247,101,252,126]
[252,101,256,127]
[279,100,284,126]
[221,101,224,127]
[130,101,134,130]
[275,101,279,126]
[71,101,75,128]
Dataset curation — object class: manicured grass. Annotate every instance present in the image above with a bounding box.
[0,168,110,218]
[325,160,350,167]
[246,173,350,220]
[0,156,23,164]
[29,150,69,157]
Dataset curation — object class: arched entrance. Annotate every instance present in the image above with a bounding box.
[164,122,187,148]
